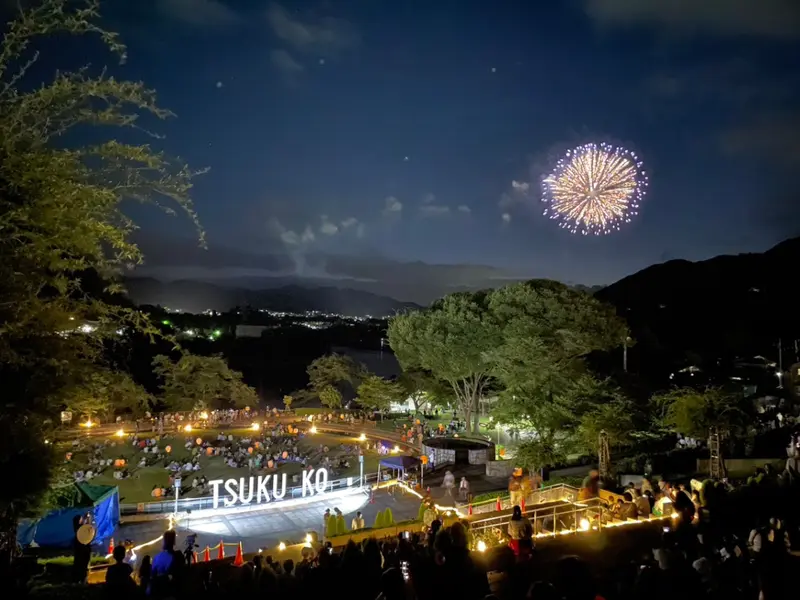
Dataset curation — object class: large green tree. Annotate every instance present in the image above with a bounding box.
[652,386,749,476]
[153,354,258,411]
[319,385,343,410]
[652,386,748,441]
[306,353,365,393]
[0,0,202,564]
[357,375,403,415]
[388,292,496,433]
[59,369,152,421]
[488,281,631,464]
[397,368,448,413]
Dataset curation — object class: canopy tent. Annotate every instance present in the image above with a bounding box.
[380,455,421,472]
[17,482,119,549]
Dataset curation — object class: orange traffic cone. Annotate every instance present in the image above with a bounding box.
[203,546,210,562]
[233,542,244,566]
[217,540,225,560]
[108,537,114,554]
[521,497,526,513]
[496,497,502,511]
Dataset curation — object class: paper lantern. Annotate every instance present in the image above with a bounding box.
[206,447,213,456]
[165,445,172,453]
[268,459,274,468]
[248,447,254,454]
[281,451,288,459]
[196,438,203,445]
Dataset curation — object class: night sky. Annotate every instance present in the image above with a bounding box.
[21,1,800,301]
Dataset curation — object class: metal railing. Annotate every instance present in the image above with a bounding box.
[467,483,579,516]
[468,497,607,536]
[120,473,379,516]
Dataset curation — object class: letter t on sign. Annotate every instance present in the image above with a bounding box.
[302,469,315,497]
[209,480,223,509]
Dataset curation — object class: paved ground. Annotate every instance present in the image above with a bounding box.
[114,488,422,556]
[424,463,508,506]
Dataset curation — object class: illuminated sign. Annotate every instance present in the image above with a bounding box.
[209,468,329,509]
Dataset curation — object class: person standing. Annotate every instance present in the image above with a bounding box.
[507,505,534,558]
[459,477,470,501]
[148,530,184,598]
[105,545,135,598]
[351,511,365,530]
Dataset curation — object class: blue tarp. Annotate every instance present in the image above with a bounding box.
[17,483,119,549]
[380,455,420,471]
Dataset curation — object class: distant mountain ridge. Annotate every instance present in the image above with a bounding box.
[595,237,800,360]
[123,277,419,317]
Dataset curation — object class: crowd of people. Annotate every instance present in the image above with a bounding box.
[64,417,367,499]
[101,494,796,600]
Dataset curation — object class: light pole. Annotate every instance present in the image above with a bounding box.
[623,337,632,373]
[174,477,181,518]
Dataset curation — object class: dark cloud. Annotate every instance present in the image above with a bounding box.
[720,112,800,241]
[584,0,800,40]
[157,0,242,30]
[270,49,305,74]
[720,112,800,169]
[266,3,360,55]
[133,236,521,304]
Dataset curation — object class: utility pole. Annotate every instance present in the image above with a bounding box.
[623,340,628,373]
[622,336,632,373]
[708,428,723,480]
[598,430,610,481]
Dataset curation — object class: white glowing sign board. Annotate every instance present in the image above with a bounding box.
[208,467,329,509]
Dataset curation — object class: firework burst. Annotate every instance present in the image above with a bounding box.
[542,143,648,235]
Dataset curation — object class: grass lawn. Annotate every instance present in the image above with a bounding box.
[61,427,383,504]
